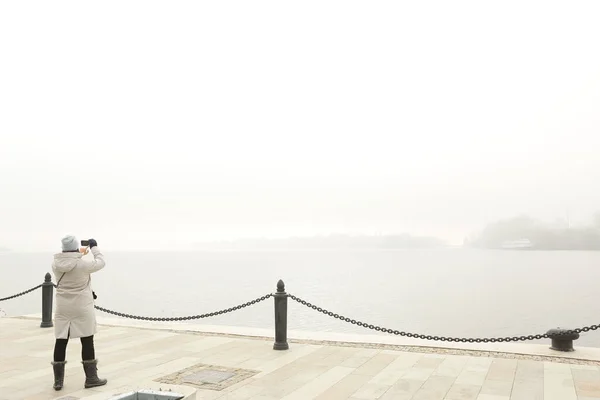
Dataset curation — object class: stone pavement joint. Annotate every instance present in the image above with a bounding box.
[2,317,600,399]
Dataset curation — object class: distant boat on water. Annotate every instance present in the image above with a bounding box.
[501,239,533,250]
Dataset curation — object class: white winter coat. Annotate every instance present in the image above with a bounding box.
[52,247,105,339]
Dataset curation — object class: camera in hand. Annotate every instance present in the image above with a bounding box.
[81,240,90,247]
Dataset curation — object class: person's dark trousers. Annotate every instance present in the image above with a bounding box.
[53,335,95,362]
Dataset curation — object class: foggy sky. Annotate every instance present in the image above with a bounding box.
[1,2,600,251]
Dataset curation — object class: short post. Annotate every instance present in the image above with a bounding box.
[273,279,289,350]
[40,273,53,328]
[547,328,579,352]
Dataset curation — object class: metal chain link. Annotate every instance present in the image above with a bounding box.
[288,294,600,343]
[94,293,273,322]
[0,284,43,302]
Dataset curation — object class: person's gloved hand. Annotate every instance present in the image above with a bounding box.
[88,239,98,248]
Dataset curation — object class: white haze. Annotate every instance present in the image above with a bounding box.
[1,1,599,251]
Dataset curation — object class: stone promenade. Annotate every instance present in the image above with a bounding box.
[2,317,600,400]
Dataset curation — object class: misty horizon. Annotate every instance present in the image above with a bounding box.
[1,2,600,252]
[2,211,599,252]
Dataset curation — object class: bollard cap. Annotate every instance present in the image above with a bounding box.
[44,272,52,282]
[276,279,285,292]
[546,328,580,340]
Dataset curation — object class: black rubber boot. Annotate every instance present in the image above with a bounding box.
[82,359,107,388]
[52,361,66,391]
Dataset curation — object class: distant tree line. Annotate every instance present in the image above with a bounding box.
[196,234,446,250]
[467,214,600,250]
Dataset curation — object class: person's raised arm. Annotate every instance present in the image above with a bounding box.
[79,238,105,273]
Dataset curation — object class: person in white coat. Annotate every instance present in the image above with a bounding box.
[51,235,107,391]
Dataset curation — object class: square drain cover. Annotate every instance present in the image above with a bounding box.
[156,363,258,391]
[183,370,235,384]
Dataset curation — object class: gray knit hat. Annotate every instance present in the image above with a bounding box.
[61,235,79,252]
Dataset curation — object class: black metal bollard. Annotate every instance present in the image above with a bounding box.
[547,328,579,352]
[273,279,289,350]
[40,273,54,328]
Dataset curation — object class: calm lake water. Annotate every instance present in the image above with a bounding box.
[2,249,599,346]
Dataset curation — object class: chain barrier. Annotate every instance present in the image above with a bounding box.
[0,284,43,302]
[4,278,600,341]
[288,294,600,342]
[94,293,273,322]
